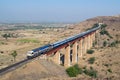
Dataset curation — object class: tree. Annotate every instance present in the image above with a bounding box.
[2,34,8,40]
[11,50,17,62]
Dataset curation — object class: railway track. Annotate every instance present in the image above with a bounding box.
[0,58,30,76]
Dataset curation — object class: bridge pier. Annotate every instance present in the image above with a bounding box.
[90,33,93,48]
[83,36,87,54]
[64,45,71,68]
[78,38,83,58]
[53,51,60,65]
[88,34,91,49]
[72,42,78,65]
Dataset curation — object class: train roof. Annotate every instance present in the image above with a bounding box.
[32,44,52,52]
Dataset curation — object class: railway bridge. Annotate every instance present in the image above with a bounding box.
[44,23,102,68]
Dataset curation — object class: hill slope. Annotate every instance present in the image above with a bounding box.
[0,15,120,80]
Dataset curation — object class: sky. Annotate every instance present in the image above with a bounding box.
[0,0,120,23]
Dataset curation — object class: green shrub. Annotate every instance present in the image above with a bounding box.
[103,41,107,47]
[85,23,99,31]
[66,64,83,77]
[83,67,97,78]
[87,49,94,54]
[107,69,112,73]
[104,64,109,67]
[66,64,97,78]
[88,57,95,64]
[115,40,120,44]
[66,66,78,77]
[109,42,116,47]
[100,29,108,35]
[74,64,83,74]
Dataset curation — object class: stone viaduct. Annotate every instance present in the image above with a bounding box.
[44,23,102,68]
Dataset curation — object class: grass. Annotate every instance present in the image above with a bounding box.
[17,39,39,43]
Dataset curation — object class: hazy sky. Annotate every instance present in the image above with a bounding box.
[0,0,120,23]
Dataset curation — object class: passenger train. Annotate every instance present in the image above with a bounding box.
[27,25,101,59]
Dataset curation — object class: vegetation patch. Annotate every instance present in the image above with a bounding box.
[87,49,94,54]
[17,39,39,43]
[83,67,97,78]
[66,64,97,78]
[0,41,5,45]
[103,41,107,47]
[66,64,83,77]
[88,57,95,64]
[100,24,113,39]
[110,42,116,47]
[107,69,112,73]
[103,64,109,67]
[66,65,78,77]
[86,23,99,31]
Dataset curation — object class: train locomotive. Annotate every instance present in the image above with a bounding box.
[27,44,53,59]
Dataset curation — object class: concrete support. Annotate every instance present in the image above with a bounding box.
[96,30,99,48]
[86,35,89,50]
[93,32,95,45]
[64,45,70,68]
[84,36,87,54]
[78,38,83,58]
[88,35,91,49]
[53,51,60,65]
[90,34,93,48]
[72,42,78,65]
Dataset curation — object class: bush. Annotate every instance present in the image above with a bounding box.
[66,64,97,78]
[109,42,116,47]
[74,64,83,74]
[101,24,107,30]
[103,64,109,67]
[100,29,108,35]
[66,64,83,77]
[66,66,78,77]
[103,41,107,47]
[107,69,112,73]
[88,57,95,64]
[83,67,97,78]
[87,49,94,54]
